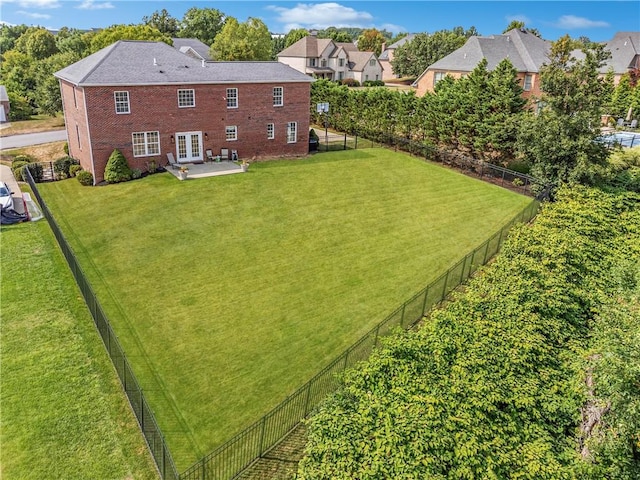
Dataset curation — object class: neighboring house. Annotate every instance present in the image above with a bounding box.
[378,34,415,80]
[277,33,383,84]
[171,37,212,61]
[412,29,550,99]
[54,40,313,184]
[597,31,639,85]
[0,85,9,123]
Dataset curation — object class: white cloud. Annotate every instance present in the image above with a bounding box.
[16,9,51,19]
[505,14,531,24]
[268,2,375,31]
[554,15,610,29]
[77,0,114,10]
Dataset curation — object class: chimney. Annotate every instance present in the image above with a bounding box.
[310,29,318,37]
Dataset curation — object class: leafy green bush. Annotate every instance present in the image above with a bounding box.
[299,186,640,480]
[53,156,79,179]
[12,154,35,166]
[76,170,93,186]
[362,80,385,87]
[131,168,142,179]
[103,149,132,183]
[69,164,83,177]
[11,161,30,181]
[340,78,360,87]
[63,142,69,155]
[25,163,43,183]
[146,160,157,174]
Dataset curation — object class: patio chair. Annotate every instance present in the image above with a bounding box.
[630,119,638,129]
[220,148,229,161]
[206,149,215,162]
[166,152,179,170]
[617,118,624,127]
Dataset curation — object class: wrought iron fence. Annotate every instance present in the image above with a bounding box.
[180,199,541,480]
[25,162,540,480]
[315,129,552,201]
[24,167,179,480]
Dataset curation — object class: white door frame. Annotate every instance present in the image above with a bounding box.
[175,131,203,163]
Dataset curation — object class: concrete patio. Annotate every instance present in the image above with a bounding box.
[166,160,246,180]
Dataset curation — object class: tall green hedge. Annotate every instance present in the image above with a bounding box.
[298,186,640,479]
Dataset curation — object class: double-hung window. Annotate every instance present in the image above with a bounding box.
[433,72,446,86]
[286,122,297,143]
[226,88,238,108]
[273,87,283,107]
[132,131,160,157]
[114,91,130,114]
[226,126,238,141]
[178,89,195,108]
[267,123,275,139]
[523,74,533,91]
[339,58,345,67]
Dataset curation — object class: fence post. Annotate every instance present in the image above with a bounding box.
[421,286,429,316]
[460,255,467,283]
[482,240,491,264]
[441,270,450,301]
[355,134,358,150]
[343,133,347,150]
[258,416,267,454]
[303,383,312,416]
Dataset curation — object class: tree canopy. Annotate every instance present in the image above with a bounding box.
[89,24,172,53]
[142,8,179,37]
[210,17,271,61]
[178,7,226,46]
[356,28,386,56]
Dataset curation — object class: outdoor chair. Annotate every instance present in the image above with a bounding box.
[220,148,229,161]
[206,149,215,162]
[630,119,638,129]
[617,118,624,127]
[166,152,179,170]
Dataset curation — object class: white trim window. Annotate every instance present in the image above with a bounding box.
[523,74,533,92]
[114,91,130,114]
[178,89,195,108]
[433,71,446,86]
[273,87,283,107]
[226,126,238,141]
[226,88,238,108]
[286,122,297,143]
[267,123,274,139]
[339,58,345,67]
[132,131,160,157]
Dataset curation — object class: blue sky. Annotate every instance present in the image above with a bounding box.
[0,1,638,41]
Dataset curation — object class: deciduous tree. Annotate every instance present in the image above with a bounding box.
[356,28,385,56]
[210,17,271,61]
[89,25,172,53]
[142,8,179,37]
[178,7,226,46]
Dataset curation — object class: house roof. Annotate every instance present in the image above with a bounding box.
[379,34,416,60]
[334,42,358,53]
[171,37,211,61]
[600,31,639,74]
[277,36,334,58]
[347,51,377,72]
[55,40,314,86]
[428,29,550,73]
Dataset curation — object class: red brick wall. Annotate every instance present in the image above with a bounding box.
[79,82,311,183]
[60,81,94,180]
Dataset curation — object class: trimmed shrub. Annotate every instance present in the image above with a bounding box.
[104,149,132,183]
[363,80,385,87]
[69,164,83,177]
[76,170,93,186]
[12,154,35,166]
[63,142,69,155]
[53,156,79,179]
[146,160,157,174]
[11,161,30,181]
[25,163,43,183]
[340,78,360,87]
[131,168,142,179]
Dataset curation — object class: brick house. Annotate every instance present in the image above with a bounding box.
[378,34,415,80]
[54,40,314,184]
[277,33,383,84]
[412,29,550,100]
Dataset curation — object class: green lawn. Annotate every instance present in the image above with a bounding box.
[37,148,532,471]
[0,220,157,479]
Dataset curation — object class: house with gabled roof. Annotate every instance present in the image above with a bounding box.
[54,40,313,184]
[412,29,550,98]
[277,33,383,84]
[171,38,212,61]
[378,34,415,80]
[592,31,639,85]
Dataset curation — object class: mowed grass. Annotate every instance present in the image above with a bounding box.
[0,219,157,479]
[37,148,532,471]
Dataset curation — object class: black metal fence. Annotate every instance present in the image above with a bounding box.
[26,162,540,480]
[24,167,179,480]
[180,199,541,480]
[316,130,552,201]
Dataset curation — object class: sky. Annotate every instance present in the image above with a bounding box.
[0,0,638,42]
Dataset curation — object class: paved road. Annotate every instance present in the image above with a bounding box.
[0,129,67,150]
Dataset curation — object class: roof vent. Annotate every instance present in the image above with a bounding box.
[202,59,205,67]
[153,57,157,66]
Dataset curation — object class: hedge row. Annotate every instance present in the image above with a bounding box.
[298,186,640,479]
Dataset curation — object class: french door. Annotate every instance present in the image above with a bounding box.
[175,131,203,162]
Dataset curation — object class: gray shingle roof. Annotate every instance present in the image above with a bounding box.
[171,37,211,61]
[603,31,640,73]
[55,40,314,86]
[347,51,376,72]
[277,36,334,58]
[426,29,551,73]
